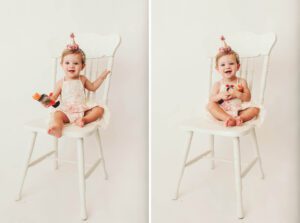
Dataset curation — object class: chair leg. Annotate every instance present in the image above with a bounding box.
[250,128,264,179]
[233,137,244,219]
[209,134,215,169]
[173,131,194,200]
[77,138,88,220]
[15,132,37,201]
[96,129,108,179]
[53,138,58,170]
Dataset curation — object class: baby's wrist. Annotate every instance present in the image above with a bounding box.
[99,75,106,80]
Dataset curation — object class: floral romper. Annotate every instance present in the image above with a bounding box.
[54,77,109,126]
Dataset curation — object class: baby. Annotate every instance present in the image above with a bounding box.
[207,36,259,127]
[47,33,110,138]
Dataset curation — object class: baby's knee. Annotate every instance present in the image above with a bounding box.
[207,101,217,111]
[53,111,67,119]
[253,107,260,116]
[94,106,105,115]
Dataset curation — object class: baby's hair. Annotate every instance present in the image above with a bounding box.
[60,48,86,65]
[215,50,240,68]
[215,35,240,67]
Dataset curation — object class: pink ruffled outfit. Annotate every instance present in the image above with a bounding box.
[54,77,109,126]
[219,78,252,117]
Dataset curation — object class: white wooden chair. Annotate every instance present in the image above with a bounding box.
[15,34,121,220]
[173,33,276,219]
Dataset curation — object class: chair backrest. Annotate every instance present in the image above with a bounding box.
[49,34,121,105]
[204,32,276,106]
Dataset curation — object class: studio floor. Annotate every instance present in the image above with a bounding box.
[0,131,147,223]
[151,120,300,223]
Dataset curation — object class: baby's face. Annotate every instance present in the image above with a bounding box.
[61,53,84,79]
[216,54,240,80]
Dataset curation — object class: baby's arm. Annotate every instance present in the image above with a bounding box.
[209,82,231,102]
[82,69,111,92]
[50,79,63,101]
[230,78,251,102]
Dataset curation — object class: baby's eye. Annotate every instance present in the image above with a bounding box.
[74,62,79,65]
[65,62,69,65]
[229,62,234,65]
[220,64,225,67]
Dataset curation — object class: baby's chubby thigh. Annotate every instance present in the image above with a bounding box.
[84,106,105,118]
[52,110,70,123]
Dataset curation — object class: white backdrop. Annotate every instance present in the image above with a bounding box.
[0,0,148,222]
[152,0,300,222]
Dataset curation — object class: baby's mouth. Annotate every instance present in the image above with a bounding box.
[68,70,75,73]
[225,70,232,74]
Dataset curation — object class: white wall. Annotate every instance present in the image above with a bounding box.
[152,0,300,222]
[0,0,148,222]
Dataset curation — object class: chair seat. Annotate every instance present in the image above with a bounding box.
[180,115,261,137]
[25,117,103,138]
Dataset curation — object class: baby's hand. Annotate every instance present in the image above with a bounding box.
[219,91,232,101]
[100,69,111,80]
[229,89,242,99]
[237,84,244,92]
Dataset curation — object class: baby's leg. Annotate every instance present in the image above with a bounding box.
[235,116,243,126]
[48,111,69,138]
[75,106,104,127]
[207,102,236,127]
[238,107,260,123]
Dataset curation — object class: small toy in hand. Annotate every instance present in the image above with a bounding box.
[218,84,244,104]
[32,93,60,108]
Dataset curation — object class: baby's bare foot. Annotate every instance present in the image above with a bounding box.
[48,124,62,138]
[235,116,243,126]
[225,117,236,127]
[75,118,85,127]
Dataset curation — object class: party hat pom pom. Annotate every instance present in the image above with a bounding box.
[220,35,225,41]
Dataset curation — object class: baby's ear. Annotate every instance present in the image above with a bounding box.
[237,64,240,70]
[81,64,86,70]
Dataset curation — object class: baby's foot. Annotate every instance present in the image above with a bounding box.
[235,116,243,126]
[75,118,85,127]
[48,124,62,138]
[225,117,236,127]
